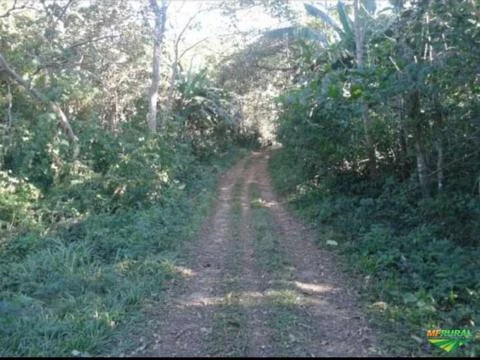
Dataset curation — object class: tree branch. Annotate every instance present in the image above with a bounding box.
[254,61,296,72]
[30,35,121,75]
[175,10,201,48]
[179,37,209,61]
[51,0,77,30]
[68,34,121,50]
[0,52,78,143]
[0,0,26,18]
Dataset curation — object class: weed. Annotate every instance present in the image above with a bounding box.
[0,146,245,356]
[269,149,480,357]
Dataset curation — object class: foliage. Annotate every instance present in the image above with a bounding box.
[0,1,260,356]
[0,58,253,354]
[2,0,480,356]
[269,0,480,356]
[270,149,479,356]
[174,69,256,158]
[0,117,247,355]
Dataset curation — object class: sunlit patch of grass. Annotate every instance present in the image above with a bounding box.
[269,305,305,346]
[0,243,182,356]
[243,156,252,170]
[265,289,299,305]
[209,303,248,356]
[250,197,267,208]
[248,182,315,356]
[250,184,292,280]
[264,298,311,356]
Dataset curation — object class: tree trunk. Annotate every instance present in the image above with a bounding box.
[110,90,118,134]
[354,0,364,69]
[146,0,168,134]
[0,52,78,143]
[7,83,12,129]
[165,50,178,115]
[398,97,410,181]
[362,106,377,178]
[433,110,444,192]
[408,90,428,194]
[414,124,428,194]
[354,0,376,179]
[5,83,13,151]
[435,139,443,191]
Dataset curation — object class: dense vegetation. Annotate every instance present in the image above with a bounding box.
[0,0,257,355]
[0,0,478,356]
[268,0,479,356]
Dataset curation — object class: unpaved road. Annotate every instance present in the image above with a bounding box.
[134,150,381,357]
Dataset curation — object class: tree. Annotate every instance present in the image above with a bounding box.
[0,51,78,145]
[146,0,168,134]
[353,0,377,178]
[165,4,212,115]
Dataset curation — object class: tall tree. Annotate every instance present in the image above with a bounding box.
[165,5,210,115]
[146,0,168,134]
[354,0,377,178]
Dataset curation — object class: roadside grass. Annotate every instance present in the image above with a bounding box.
[0,148,246,357]
[268,148,480,357]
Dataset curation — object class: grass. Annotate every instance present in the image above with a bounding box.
[207,175,311,356]
[249,183,312,356]
[249,184,292,281]
[268,148,480,357]
[0,147,247,357]
[1,211,184,356]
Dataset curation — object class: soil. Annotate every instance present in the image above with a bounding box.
[133,150,381,357]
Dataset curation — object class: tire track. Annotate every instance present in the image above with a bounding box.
[138,150,382,356]
[251,150,380,356]
[139,158,246,356]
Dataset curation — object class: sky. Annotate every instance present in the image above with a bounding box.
[165,1,291,70]
[165,0,392,70]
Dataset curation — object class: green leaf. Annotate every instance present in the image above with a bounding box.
[402,292,417,303]
[303,3,344,35]
[337,1,354,38]
[263,26,328,47]
[327,84,341,98]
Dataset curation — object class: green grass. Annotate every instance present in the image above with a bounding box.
[0,148,246,357]
[249,183,312,356]
[268,148,480,357]
[249,185,292,281]
[209,294,249,356]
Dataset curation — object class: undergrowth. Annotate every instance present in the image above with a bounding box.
[0,123,249,356]
[269,148,480,357]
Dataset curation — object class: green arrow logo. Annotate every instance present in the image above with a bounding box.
[426,329,473,352]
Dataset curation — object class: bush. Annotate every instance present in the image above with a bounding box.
[0,97,251,355]
[269,148,480,356]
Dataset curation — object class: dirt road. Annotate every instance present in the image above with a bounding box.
[135,150,380,357]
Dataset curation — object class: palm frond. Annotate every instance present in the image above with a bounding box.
[303,3,344,35]
[336,2,354,39]
[263,26,329,48]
